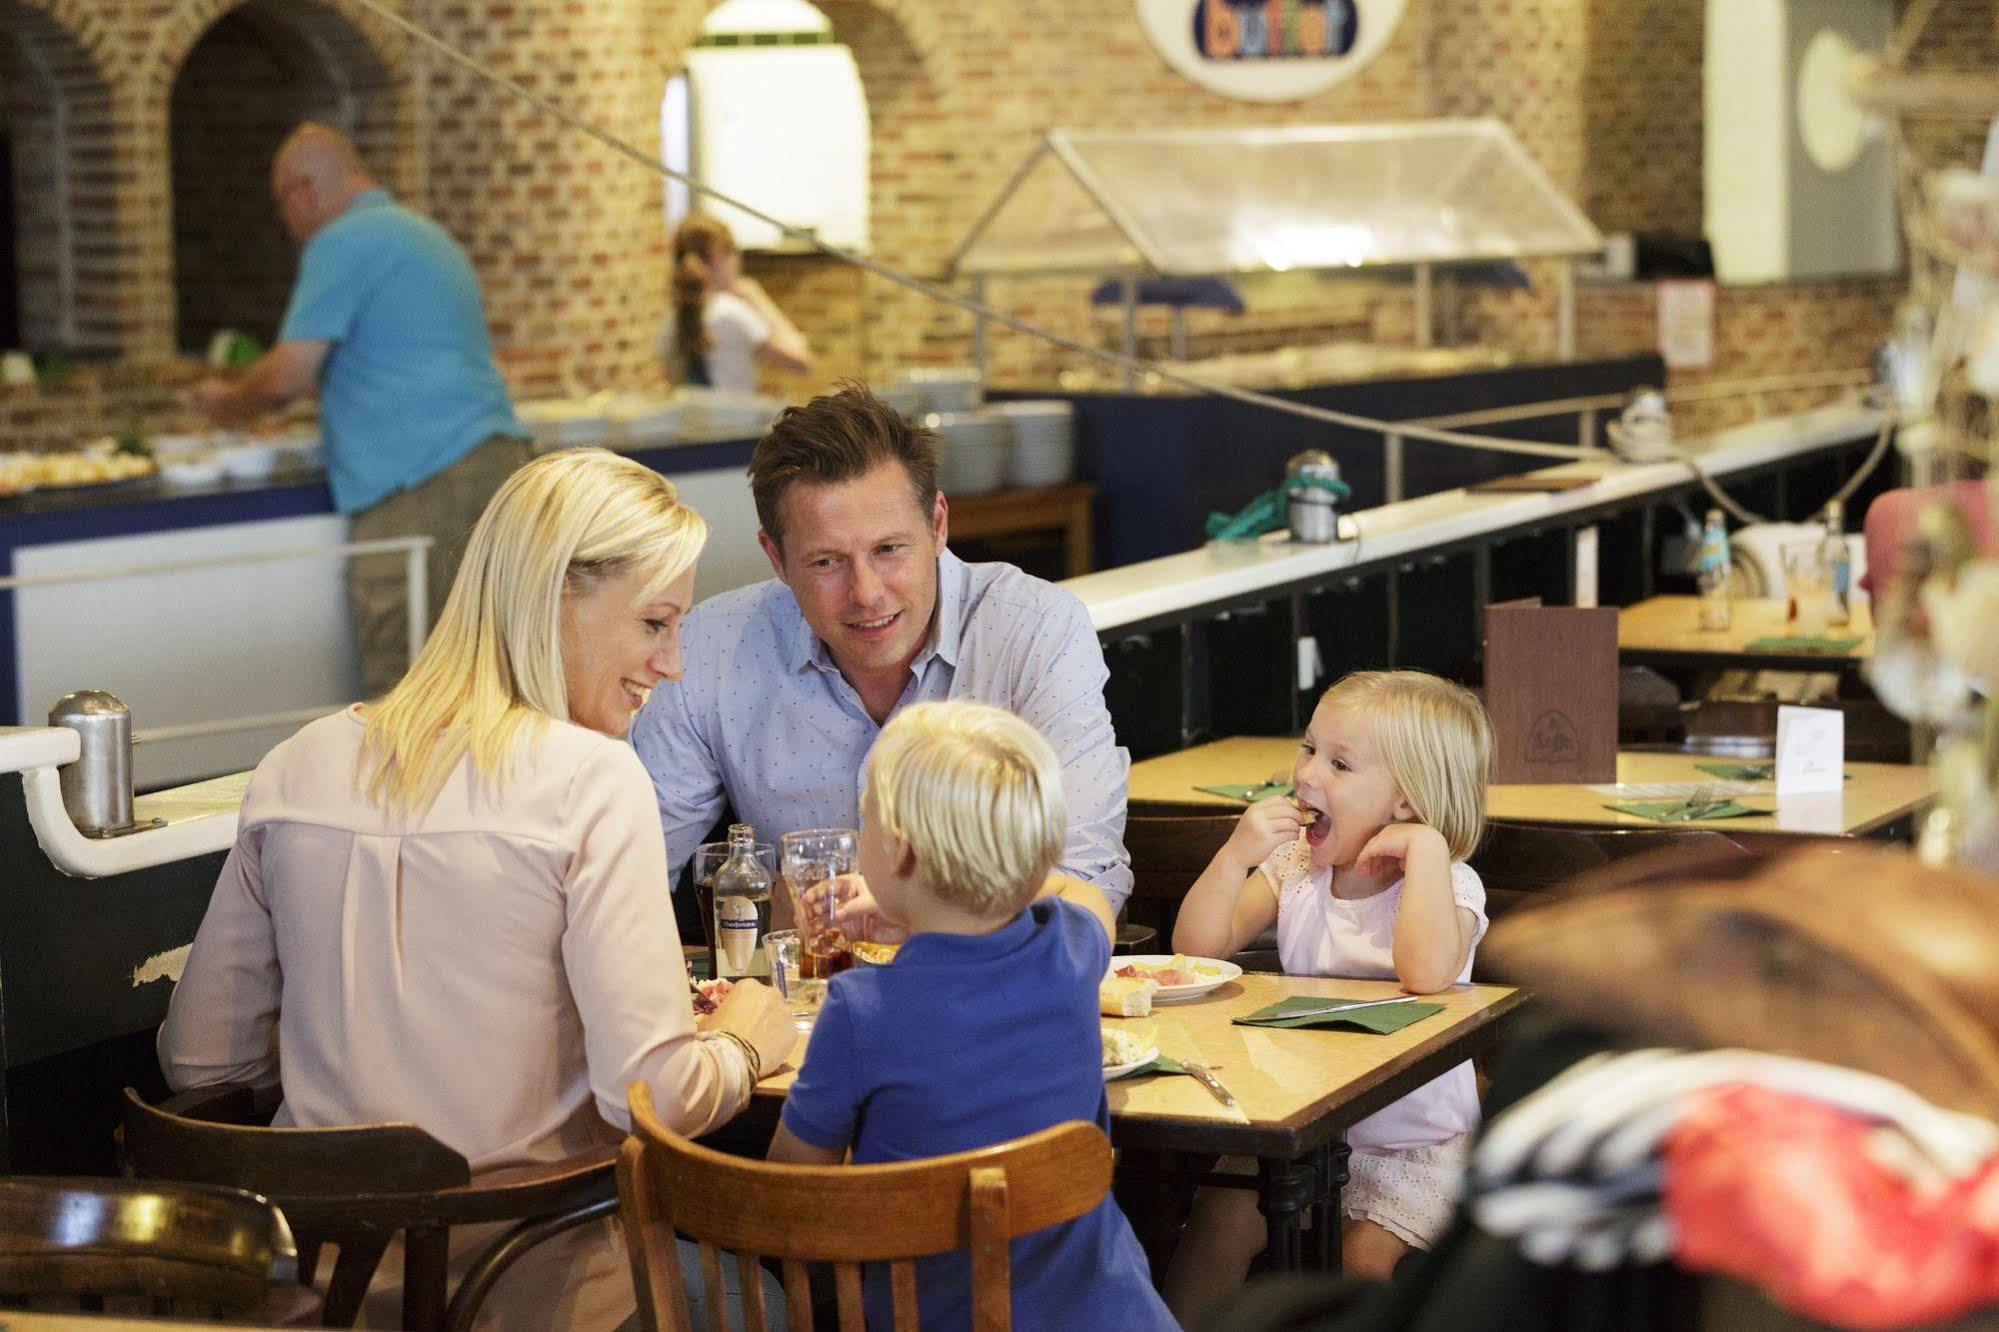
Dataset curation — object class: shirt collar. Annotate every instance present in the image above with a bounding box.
[774,546,970,676]
[346,188,393,216]
[894,898,1043,966]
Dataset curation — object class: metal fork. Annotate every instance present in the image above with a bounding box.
[1677,783,1725,821]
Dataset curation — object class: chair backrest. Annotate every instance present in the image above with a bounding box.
[617,1084,1112,1332]
[1124,813,1240,933]
[0,1175,293,1318]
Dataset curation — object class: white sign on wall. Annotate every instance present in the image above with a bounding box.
[1135,0,1407,102]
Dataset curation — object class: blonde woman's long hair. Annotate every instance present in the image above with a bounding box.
[360,449,708,816]
[1319,670,1493,861]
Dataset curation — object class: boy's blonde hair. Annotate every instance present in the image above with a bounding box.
[361,449,707,815]
[864,701,1066,917]
[1319,670,1492,860]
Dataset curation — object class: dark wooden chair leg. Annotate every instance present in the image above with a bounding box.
[403,1222,450,1332]
[321,1234,390,1327]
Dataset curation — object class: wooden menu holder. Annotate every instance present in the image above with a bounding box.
[1483,598,1618,785]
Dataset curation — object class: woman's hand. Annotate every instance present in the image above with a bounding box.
[709,978,797,1078]
[804,873,911,945]
[1353,823,1448,882]
[1223,796,1306,870]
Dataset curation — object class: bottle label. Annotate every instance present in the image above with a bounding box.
[717,897,760,976]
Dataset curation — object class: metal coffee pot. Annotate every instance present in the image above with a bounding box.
[1285,450,1344,544]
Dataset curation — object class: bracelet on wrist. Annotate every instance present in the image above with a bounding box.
[717,1029,762,1083]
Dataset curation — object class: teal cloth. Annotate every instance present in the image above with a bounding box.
[1743,635,1863,653]
[1117,1054,1192,1080]
[1196,780,1294,803]
[1233,995,1443,1032]
[1605,799,1766,823]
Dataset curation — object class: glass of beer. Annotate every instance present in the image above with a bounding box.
[780,828,858,981]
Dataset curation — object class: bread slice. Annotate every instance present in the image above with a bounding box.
[1100,976,1158,1017]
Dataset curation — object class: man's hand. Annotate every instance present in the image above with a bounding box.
[807,873,911,944]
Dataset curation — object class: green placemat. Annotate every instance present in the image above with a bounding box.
[1743,635,1863,653]
[1605,799,1767,823]
[1233,996,1443,1032]
[1195,780,1295,803]
[1119,1054,1192,1080]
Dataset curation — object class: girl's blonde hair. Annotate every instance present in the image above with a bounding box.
[360,449,707,815]
[1319,670,1492,860]
[864,701,1066,917]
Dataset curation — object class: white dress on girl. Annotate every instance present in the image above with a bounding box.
[1258,836,1490,1248]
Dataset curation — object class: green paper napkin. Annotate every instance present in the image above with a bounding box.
[1233,996,1443,1032]
[1605,799,1766,823]
[1119,1054,1192,1079]
[1744,635,1863,653]
[1694,762,1848,783]
[1195,780,1295,803]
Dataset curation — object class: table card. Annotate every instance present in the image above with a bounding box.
[1485,600,1618,784]
[1775,705,1845,794]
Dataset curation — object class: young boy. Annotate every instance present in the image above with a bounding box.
[768,701,1179,1331]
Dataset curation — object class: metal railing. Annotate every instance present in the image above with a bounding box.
[0,535,431,747]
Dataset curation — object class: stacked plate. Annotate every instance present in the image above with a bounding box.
[989,400,1075,488]
[925,411,1009,496]
[893,367,983,416]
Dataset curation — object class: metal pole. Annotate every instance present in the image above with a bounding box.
[1414,264,1434,348]
[1580,406,1599,451]
[406,543,429,673]
[1556,260,1578,360]
[1122,276,1139,391]
[1172,307,1188,362]
[971,276,989,388]
[1440,269,1460,345]
[1384,432,1406,504]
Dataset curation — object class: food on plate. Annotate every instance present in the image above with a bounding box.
[1100,976,1157,1017]
[851,939,901,965]
[1101,1027,1154,1070]
[0,447,154,497]
[690,977,734,1016]
[1113,954,1227,988]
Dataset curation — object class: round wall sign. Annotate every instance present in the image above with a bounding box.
[1135,0,1407,103]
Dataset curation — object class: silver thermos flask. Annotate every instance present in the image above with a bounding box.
[50,690,137,836]
[1285,450,1343,544]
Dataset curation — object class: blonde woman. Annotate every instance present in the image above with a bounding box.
[159,449,796,1330]
[660,213,813,391]
[1167,670,1494,1318]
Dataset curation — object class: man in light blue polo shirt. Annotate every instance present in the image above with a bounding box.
[195,123,529,695]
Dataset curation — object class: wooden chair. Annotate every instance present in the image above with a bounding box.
[1125,812,1280,969]
[120,1084,618,1332]
[617,1083,1112,1332]
[0,1174,293,1318]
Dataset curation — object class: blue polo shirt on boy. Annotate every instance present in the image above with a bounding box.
[782,898,1176,1331]
[278,189,522,515]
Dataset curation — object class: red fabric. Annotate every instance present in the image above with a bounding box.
[1862,483,1996,596]
[1664,1083,1999,1329]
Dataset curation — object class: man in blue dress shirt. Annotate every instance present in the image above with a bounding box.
[631,385,1134,916]
[194,123,529,696]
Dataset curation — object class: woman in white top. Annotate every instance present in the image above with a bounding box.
[158,449,798,1329]
[661,214,814,392]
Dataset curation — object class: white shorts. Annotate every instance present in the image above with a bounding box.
[1342,1133,1472,1250]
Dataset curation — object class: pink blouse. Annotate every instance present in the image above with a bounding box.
[1258,838,1488,1153]
[159,706,749,1328]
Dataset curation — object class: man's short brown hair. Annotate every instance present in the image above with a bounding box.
[749,383,941,552]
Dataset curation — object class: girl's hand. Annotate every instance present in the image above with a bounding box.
[1225,796,1306,868]
[803,873,911,945]
[1353,823,1448,881]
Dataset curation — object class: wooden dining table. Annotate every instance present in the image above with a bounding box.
[1616,594,1875,670]
[1129,737,1936,837]
[751,972,1526,1273]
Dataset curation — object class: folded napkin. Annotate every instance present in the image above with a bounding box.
[1694,762,1848,783]
[1233,995,1443,1033]
[1605,798,1766,823]
[1120,1054,1192,1079]
[1196,780,1295,803]
[1744,635,1864,653]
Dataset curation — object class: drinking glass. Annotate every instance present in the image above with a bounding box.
[690,840,775,967]
[780,828,858,981]
[1784,544,1834,636]
[761,929,822,1029]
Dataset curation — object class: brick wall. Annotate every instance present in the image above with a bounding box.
[0,0,1992,454]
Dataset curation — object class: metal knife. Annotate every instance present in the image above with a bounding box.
[1265,996,1414,1023]
[1182,1060,1237,1109]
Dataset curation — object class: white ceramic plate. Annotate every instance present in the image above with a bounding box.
[1109,955,1243,1005]
[1102,1043,1160,1081]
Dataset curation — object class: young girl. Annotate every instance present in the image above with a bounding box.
[659,214,813,392]
[1163,670,1493,1319]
